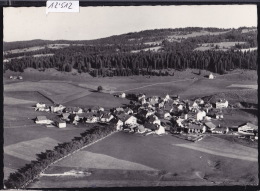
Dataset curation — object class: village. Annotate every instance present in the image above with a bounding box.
[33,90,258,142]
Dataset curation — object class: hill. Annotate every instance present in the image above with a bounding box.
[3,27,257,77]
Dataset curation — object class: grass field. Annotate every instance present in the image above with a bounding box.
[28,132,258,187]
[4,68,257,185]
[194,41,246,51]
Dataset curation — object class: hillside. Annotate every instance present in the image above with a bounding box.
[3,27,257,77]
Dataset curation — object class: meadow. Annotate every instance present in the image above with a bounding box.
[28,132,258,187]
[3,68,258,185]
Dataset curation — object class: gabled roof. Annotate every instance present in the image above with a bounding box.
[117,113,132,122]
[144,122,158,130]
[188,124,203,130]
[204,122,216,129]
[36,116,47,121]
[238,122,258,129]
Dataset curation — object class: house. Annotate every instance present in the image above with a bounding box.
[90,106,104,113]
[61,113,70,121]
[148,96,159,106]
[155,101,164,109]
[50,104,65,113]
[160,119,172,131]
[206,110,223,119]
[117,114,137,127]
[212,127,229,134]
[68,114,80,124]
[140,97,146,105]
[238,122,258,135]
[155,110,164,119]
[55,120,66,128]
[18,76,23,80]
[138,109,154,118]
[9,76,13,79]
[36,107,50,112]
[176,117,185,127]
[164,112,171,119]
[216,99,228,109]
[196,110,206,121]
[187,124,206,134]
[35,116,52,124]
[177,104,183,111]
[144,122,159,131]
[137,93,146,101]
[36,103,46,108]
[124,108,133,115]
[204,121,216,131]
[119,92,126,98]
[148,115,161,126]
[164,94,171,102]
[100,113,114,123]
[84,112,99,123]
[209,73,214,79]
[65,107,83,114]
[195,98,204,105]
[155,125,166,135]
[114,119,124,131]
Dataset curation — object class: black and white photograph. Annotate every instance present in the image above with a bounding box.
[3,4,258,188]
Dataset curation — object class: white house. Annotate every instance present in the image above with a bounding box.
[36,103,46,108]
[209,73,214,79]
[124,116,138,126]
[18,76,23,80]
[138,94,146,101]
[164,94,171,102]
[196,110,206,121]
[100,113,114,123]
[164,112,172,119]
[155,125,166,135]
[212,127,229,134]
[55,121,66,128]
[119,92,126,98]
[238,122,258,135]
[124,108,133,115]
[35,116,52,124]
[116,119,124,131]
[216,99,228,109]
[187,124,206,134]
[51,104,65,113]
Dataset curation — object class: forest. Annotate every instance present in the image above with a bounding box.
[3,27,257,77]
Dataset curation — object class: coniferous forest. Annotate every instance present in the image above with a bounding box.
[3,27,257,77]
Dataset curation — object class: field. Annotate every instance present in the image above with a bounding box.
[131,46,162,53]
[194,41,246,51]
[4,68,258,185]
[28,132,258,187]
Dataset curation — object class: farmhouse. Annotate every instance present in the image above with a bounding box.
[36,103,46,108]
[209,73,214,79]
[144,122,158,131]
[117,114,137,127]
[83,113,99,123]
[196,110,206,121]
[164,94,171,102]
[124,107,133,115]
[35,116,52,124]
[36,107,50,112]
[100,113,114,123]
[212,127,229,134]
[65,107,83,114]
[216,99,228,108]
[90,106,104,113]
[50,104,65,113]
[18,76,23,80]
[61,113,70,121]
[238,122,258,135]
[137,93,146,101]
[204,121,217,131]
[68,114,80,124]
[119,92,126,98]
[55,120,66,128]
[148,115,161,125]
[155,125,166,135]
[187,124,206,134]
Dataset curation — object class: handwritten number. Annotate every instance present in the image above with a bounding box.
[68,2,72,9]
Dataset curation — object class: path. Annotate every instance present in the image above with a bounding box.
[114,78,195,93]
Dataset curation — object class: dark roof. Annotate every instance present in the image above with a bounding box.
[117,113,132,122]
[144,122,158,130]
[204,122,216,129]
[188,124,203,130]
[36,116,47,121]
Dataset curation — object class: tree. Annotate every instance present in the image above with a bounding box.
[97,86,103,92]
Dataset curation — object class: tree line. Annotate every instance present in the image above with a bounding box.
[4,124,116,189]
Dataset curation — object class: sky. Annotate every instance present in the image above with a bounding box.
[4,5,257,42]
